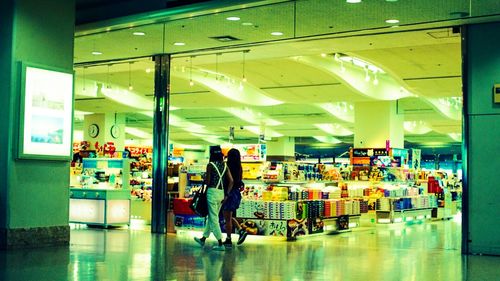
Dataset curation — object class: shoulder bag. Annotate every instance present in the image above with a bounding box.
[189,185,208,217]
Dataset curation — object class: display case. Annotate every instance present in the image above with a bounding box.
[69,188,131,227]
[69,158,131,227]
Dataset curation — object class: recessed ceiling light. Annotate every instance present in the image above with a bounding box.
[346,0,362,3]
[91,51,102,55]
[241,22,253,26]
[226,16,240,21]
[271,31,284,36]
[173,42,186,46]
[385,19,400,24]
[133,31,145,36]
[145,68,152,73]
[386,0,398,2]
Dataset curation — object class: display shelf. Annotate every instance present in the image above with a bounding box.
[376,208,433,224]
[69,188,131,227]
[80,158,130,190]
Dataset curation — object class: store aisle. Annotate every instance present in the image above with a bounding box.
[0,219,498,281]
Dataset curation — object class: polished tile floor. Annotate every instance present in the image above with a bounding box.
[1,217,499,281]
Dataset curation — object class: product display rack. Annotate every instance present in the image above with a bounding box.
[375,195,437,223]
[69,158,131,227]
[235,197,362,240]
[376,208,433,224]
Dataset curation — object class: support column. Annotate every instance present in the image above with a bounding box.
[462,23,500,255]
[354,101,404,148]
[151,54,170,234]
[0,0,74,249]
[267,137,295,161]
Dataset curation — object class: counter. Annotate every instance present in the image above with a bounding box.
[69,188,131,227]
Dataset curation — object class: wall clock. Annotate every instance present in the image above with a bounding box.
[88,124,99,138]
[110,125,121,139]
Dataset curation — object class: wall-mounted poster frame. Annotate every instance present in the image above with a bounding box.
[18,62,74,160]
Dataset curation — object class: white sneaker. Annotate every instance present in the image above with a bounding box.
[212,244,225,251]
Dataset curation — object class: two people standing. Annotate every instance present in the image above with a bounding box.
[194,146,248,250]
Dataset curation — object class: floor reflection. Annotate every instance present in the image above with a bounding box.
[1,219,500,280]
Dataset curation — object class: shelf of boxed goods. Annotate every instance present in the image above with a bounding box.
[235,181,364,240]
[374,184,438,224]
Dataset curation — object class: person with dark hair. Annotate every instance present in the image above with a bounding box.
[222,148,247,247]
[194,145,234,251]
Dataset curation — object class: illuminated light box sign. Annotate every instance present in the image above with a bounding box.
[19,64,74,160]
[222,144,267,161]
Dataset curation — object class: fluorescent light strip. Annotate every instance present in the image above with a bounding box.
[100,83,153,110]
[337,55,385,74]
[403,121,433,134]
[448,133,462,142]
[190,133,220,144]
[125,127,152,139]
[172,67,282,106]
[296,56,415,100]
[245,126,283,138]
[313,136,342,144]
[314,123,353,136]
[222,107,282,126]
[318,102,355,123]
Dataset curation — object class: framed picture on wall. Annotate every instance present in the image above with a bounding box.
[18,63,74,160]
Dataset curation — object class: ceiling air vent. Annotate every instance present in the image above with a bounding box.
[427,29,460,39]
[210,35,241,42]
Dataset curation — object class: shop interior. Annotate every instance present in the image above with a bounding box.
[69,3,463,238]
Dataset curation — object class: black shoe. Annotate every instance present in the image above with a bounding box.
[223,239,233,249]
[237,229,248,245]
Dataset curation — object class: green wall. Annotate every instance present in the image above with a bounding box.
[0,0,74,230]
[465,22,500,255]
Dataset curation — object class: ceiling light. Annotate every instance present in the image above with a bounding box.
[321,53,327,57]
[314,124,353,136]
[313,136,342,144]
[82,67,87,92]
[128,62,134,91]
[125,127,152,139]
[91,51,102,55]
[364,67,371,82]
[242,22,253,26]
[106,64,112,89]
[270,31,284,36]
[132,31,145,36]
[189,56,194,87]
[385,19,400,24]
[241,50,248,83]
[174,42,185,46]
[145,68,151,73]
[386,0,398,2]
[226,16,240,21]
[223,108,282,126]
[346,0,362,3]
